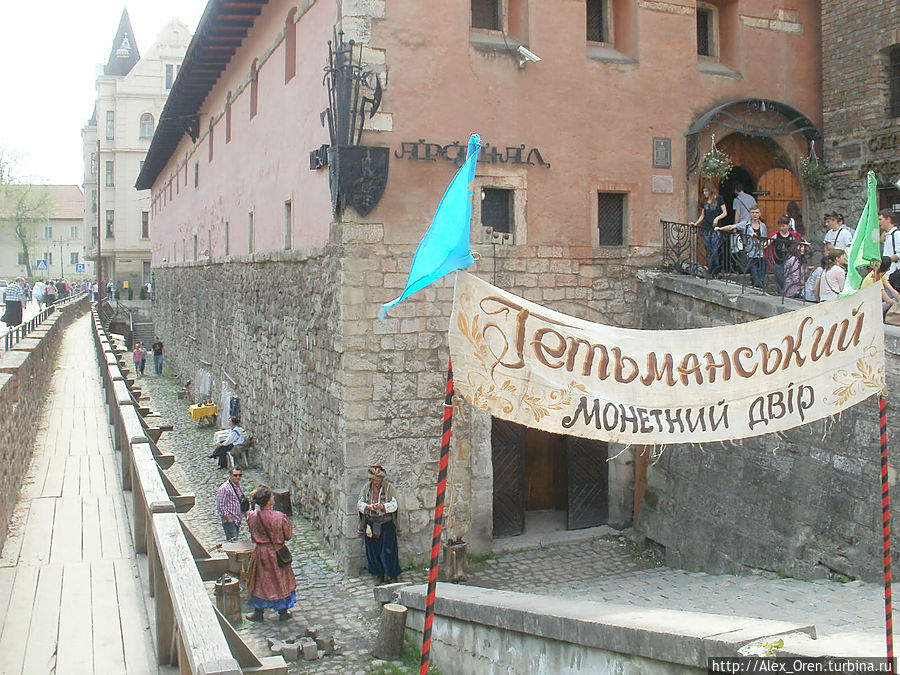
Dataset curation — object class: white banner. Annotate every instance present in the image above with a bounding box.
[449,272,885,444]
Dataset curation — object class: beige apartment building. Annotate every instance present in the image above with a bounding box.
[0,184,84,281]
[82,10,190,296]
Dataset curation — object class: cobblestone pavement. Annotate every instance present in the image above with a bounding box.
[139,370,890,671]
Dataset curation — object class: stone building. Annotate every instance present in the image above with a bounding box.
[136,0,823,573]
[820,0,900,221]
[81,10,191,297]
[0,185,84,281]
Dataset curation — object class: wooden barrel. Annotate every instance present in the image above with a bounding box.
[214,574,242,625]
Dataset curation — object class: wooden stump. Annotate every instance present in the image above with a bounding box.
[371,603,407,660]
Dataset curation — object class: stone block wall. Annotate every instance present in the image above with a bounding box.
[0,297,89,552]
[821,0,899,216]
[635,273,900,582]
[153,230,656,572]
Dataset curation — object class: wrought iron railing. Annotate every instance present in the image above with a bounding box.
[661,219,819,301]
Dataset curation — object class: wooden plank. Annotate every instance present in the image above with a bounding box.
[0,568,18,635]
[41,451,67,498]
[18,497,55,565]
[88,454,106,496]
[0,565,39,673]
[91,559,127,673]
[113,558,157,674]
[50,496,84,564]
[98,490,125,560]
[82,496,103,561]
[56,561,94,674]
[61,455,82,497]
[21,564,64,674]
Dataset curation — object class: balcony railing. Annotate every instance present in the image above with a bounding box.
[661,220,820,301]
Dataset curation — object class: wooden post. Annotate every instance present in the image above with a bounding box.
[373,603,407,660]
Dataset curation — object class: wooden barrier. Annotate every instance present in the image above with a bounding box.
[91,312,285,674]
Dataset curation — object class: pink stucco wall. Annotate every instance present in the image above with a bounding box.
[149,0,821,259]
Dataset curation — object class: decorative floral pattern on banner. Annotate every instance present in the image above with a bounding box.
[449,272,886,444]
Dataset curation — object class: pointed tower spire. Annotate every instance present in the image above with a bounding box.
[104,8,141,76]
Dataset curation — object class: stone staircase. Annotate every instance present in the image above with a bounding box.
[132,321,155,346]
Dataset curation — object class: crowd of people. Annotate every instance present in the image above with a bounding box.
[693,183,900,319]
[2,277,88,328]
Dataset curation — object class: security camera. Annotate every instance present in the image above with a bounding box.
[517,45,541,68]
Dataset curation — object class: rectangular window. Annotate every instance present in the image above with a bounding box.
[44,226,52,239]
[285,12,297,83]
[250,66,259,119]
[17,253,26,265]
[586,0,608,42]
[284,200,293,250]
[91,189,97,213]
[890,46,900,118]
[226,95,232,143]
[70,225,79,238]
[194,162,199,188]
[70,252,79,265]
[471,0,501,30]
[106,210,115,238]
[597,193,626,246]
[44,252,53,266]
[90,152,97,175]
[193,234,198,261]
[208,123,214,162]
[106,111,115,140]
[697,6,715,57]
[141,211,150,239]
[165,64,174,89]
[248,211,255,253]
[105,161,114,187]
[481,188,513,233]
[225,221,230,256]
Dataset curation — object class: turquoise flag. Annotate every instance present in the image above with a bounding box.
[380,134,482,317]
[840,171,882,296]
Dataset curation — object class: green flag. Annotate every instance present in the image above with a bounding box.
[839,171,882,296]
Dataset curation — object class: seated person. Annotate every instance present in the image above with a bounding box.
[209,416,246,469]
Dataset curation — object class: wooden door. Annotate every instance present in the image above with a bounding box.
[756,169,801,232]
[565,436,608,530]
[524,429,567,510]
[491,418,525,538]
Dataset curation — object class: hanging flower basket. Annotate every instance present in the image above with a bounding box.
[799,143,827,190]
[699,136,733,180]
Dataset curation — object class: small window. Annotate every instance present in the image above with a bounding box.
[890,46,900,118]
[70,226,79,238]
[194,162,199,188]
[165,64,174,89]
[106,111,115,140]
[597,193,625,246]
[226,92,232,143]
[193,234,198,261]
[17,253,26,265]
[285,9,297,83]
[697,5,716,57]
[208,122,215,162]
[90,152,97,175]
[471,0,501,30]
[105,161,114,187]
[91,190,97,213]
[106,210,115,239]
[248,211,255,253]
[44,226,52,239]
[284,200,293,250]
[44,252,53,266]
[481,188,513,233]
[139,113,154,138]
[225,221,230,256]
[586,0,609,43]
[141,211,150,239]
[70,252,79,265]
[250,61,259,119]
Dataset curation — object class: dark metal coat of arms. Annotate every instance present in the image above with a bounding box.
[316,30,387,217]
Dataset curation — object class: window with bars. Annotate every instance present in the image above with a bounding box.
[586,0,609,43]
[471,0,501,30]
[697,6,715,57]
[890,46,900,118]
[597,193,625,246]
[481,188,513,233]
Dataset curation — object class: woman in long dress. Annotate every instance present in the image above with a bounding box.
[357,465,402,584]
[245,484,296,621]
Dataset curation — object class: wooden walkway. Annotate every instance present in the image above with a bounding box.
[0,313,161,675]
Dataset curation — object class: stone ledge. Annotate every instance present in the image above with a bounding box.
[399,583,815,668]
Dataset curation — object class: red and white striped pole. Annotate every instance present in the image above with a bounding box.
[880,395,895,671]
[419,359,454,675]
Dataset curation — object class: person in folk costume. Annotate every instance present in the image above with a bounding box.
[357,465,402,584]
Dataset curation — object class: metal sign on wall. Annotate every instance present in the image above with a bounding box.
[395,139,550,168]
[449,272,885,445]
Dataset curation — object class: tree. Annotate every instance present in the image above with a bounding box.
[0,150,50,279]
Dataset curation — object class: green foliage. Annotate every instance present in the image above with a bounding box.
[761,638,784,657]
[799,156,827,190]
[367,635,441,674]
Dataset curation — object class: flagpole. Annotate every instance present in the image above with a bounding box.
[419,358,453,675]
[880,394,895,668]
